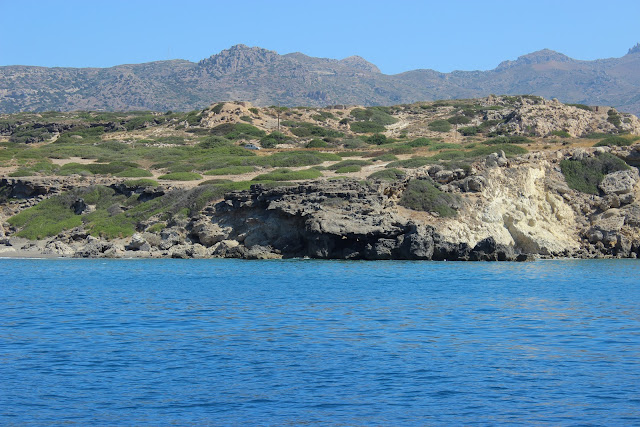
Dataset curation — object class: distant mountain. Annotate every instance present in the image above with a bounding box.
[2,43,640,114]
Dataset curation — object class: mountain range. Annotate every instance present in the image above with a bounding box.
[2,43,640,114]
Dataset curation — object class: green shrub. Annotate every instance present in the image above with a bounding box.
[350,121,386,133]
[335,165,361,173]
[567,103,591,111]
[123,179,158,187]
[551,130,571,138]
[387,157,432,169]
[198,136,233,149]
[429,150,467,161]
[390,145,414,155]
[252,168,322,181]
[225,123,267,140]
[368,168,406,181]
[327,159,372,170]
[204,166,255,175]
[260,131,288,148]
[560,153,630,194]
[342,138,366,149]
[262,151,340,168]
[607,109,622,128]
[458,126,479,136]
[399,179,459,217]
[147,223,166,233]
[594,136,635,147]
[115,168,153,178]
[306,139,329,148]
[408,137,433,147]
[428,120,452,132]
[483,135,531,145]
[158,172,203,181]
[447,115,471,125]
[311,111,335,121]
[210,123,236,136]
[428,143,459,151]
[372,153,398,162]
[124,115,156,131]
[349,107,398,126]
[365,133,388,145]
[469,144,528,157]
[211,103,225,114]
[8,197,83,239]
[249,107,259,115]
[282,121,342,138]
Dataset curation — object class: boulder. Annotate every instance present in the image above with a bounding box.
[125,233,151,252]
[599,169,639,195]
[43,241,75,256]
[190,220,229,246]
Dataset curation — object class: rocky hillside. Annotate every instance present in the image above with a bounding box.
[2,44,640,115]
[1,96,640,260]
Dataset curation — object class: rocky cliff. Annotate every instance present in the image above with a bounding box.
[3,145,640,260]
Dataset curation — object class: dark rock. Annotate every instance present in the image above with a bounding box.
[71,198,88,215]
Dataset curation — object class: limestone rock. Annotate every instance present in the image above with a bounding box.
[599,169,639,195]
[43,241,75,256]
[190,220,230,246]
[125,233,151,251]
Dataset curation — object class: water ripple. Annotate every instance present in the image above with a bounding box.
[0,259,639,425]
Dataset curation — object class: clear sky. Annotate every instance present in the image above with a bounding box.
[1,0,639,75]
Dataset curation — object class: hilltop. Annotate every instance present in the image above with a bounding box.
[2,44,640,114]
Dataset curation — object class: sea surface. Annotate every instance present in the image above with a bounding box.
[1,259,639,426]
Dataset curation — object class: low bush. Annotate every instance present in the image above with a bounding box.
[158,172,203,181]
[282,121,342,138]
[204,166,255,175]
[327,159,372,170]
[447,115,471,125]
[350,107,398,126]
[349,121,386,133]
[594,136,636,147]
[260,131,288,148]
[123,179,158,187]
[399,179,460,217]
[560,153,630,194]
[428,120,452,133]
[365,133,389,145]
[252,168,322,181]
[408,137,433,147]
[483,135,531,145]
[335,165,361,173]
[550,130,571,138]
[225,123,267,140]
[306,139,329,148]
[387,157,432,169]
[115,168,153,178]
[458,126,479,136]
[368,168,406,181]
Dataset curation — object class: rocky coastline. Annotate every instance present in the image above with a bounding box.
[2,145,640,262]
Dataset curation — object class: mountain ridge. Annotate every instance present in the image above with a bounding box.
[1,44,640,114]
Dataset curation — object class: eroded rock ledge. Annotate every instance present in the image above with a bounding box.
[2,146,640,261]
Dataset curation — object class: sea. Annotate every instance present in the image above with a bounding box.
[1,258,639,426]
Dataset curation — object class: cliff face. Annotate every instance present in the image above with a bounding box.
[195,146,640,260]
[4,146,639,260]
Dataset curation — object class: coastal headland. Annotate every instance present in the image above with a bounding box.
[2,96,640,260]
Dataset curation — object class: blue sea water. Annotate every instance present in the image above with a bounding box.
[0,259,639,426]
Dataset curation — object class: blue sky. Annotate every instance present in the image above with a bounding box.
[1,0,639,74]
